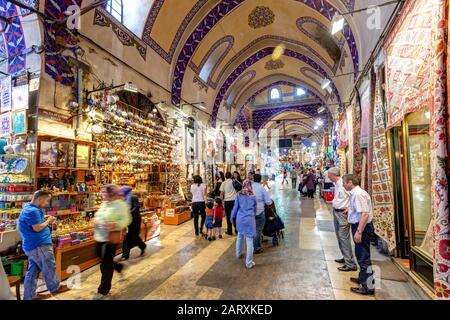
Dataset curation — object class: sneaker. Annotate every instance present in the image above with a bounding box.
[119,257,129,261]
[32,293,53,300]
[208,237,212,241]
[254,248,264,254]
[219,235,223,239]
[246,262,256,269]
[212,236,216,241]
[92,293,106,300]
[51,284,71,296]
[140,247,146,256]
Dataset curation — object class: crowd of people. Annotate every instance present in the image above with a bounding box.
[0,162,375,300]
[6,185,147,300]
[190,170,272,269]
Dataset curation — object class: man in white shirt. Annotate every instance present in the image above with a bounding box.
[252,174,272,253]
[220,172,237,235]
[327,168,357,272]
[343,174,375,296]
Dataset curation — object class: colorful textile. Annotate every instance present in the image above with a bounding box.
[385,0,450,298]
[44,0,83,86]
[0,0,27,73]
[384,0,436,128]
[432,0,450,299]
[352,101,363,178]
[346,107,354,173]
[371,70,396,251]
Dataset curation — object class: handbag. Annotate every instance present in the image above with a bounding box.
[108,229,125,245]
[302,185,307,193]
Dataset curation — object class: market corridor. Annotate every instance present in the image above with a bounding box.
[54,183,427,300]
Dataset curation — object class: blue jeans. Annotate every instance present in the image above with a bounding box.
[24,244,60,300]
[254,213,266,251]
[351,222,375,291]
[236,233,254,267]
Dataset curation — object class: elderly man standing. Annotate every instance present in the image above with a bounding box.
[342,174,376,296]
[327,168,357,272]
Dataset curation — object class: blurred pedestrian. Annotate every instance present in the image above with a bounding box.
[120,186,146,261]
[92,185,131,300]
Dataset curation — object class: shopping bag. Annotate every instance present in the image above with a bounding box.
[108,230,125,245]
[302,186,307,193]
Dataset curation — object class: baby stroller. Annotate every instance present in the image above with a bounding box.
[263,201,285,246]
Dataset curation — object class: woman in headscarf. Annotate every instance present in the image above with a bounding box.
[120,186,146,261]
[92,185,131,300]
[231,180,257,269]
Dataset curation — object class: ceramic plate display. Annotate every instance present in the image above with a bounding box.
[10,157,28,174]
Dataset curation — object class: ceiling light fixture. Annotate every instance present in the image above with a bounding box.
[272,44,285,60]
[331,13,345,35]
[321,78,331,90]
[314,125,319,130]
[316,119,324,126]
[318,106,326,114]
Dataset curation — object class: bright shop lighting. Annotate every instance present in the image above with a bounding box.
[331,13,345,35]
[314,126,319,130]
[272,44,285,60]
[425,111,431,119]
[316,119,323,126]
[321,78,331,90]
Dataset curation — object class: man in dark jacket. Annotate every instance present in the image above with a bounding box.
[120,187,146,261]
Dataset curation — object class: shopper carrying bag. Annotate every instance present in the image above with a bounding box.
[93,185,132,300]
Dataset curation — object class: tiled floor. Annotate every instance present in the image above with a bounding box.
[51,182,428,300]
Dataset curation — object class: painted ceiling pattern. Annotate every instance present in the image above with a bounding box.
[169,0,360,110]
[211,46,341,127]
[0,0,28,74]
[248,6,275,29]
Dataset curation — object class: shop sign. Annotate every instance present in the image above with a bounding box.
[165,209,175,217]
[12,110,27,135]
[124,82,138,93]
[29,78,40,92]
[0,112,11,136]
[38,108,72,124]
[0,76,11,113]
[12,85,29,111]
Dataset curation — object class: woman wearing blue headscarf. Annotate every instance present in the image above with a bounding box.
[120,186,146,261]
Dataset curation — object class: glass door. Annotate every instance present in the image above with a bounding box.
[388,107,433,288]
[403,108,434,288]
[389,126,410,258]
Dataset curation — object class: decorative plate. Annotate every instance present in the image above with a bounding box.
[10,158,28,174]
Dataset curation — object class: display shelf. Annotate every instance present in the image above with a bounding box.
[37,167,95,170]
[0,229,18,235]
[50,191,99,196]
[37,133,97,145]
[0,192,33,195]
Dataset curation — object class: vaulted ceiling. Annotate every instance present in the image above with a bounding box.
[108,0,397,139]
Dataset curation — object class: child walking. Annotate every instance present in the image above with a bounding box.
[213,197,224,239]
[204,199,216,241]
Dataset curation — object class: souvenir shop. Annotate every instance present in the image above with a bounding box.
[0,71,198,279]
[331,0,450,297]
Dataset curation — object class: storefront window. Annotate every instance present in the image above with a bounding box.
[406,108,432,257]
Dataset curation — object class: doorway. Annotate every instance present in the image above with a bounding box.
[389,108,434,289]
